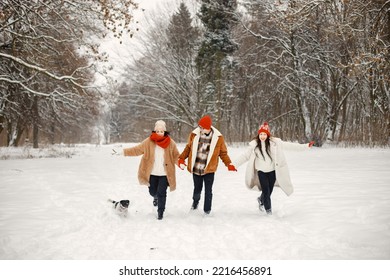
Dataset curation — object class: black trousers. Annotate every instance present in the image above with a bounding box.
[149,175,168,214]
[192,173,215,212]
[257,170,276,211]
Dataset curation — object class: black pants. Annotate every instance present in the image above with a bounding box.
[193,173,215,213]
[257,170,276,211]
[149,175,168,214]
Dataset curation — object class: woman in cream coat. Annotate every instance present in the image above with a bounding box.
[234,122,314,215]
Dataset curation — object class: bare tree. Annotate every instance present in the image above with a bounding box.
[235,0,389,145]
[0,0,138,147]
[118,1,201,141]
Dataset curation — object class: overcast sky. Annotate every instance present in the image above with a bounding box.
[95,0,180,85]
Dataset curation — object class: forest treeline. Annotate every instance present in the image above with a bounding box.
[1,0,389,147]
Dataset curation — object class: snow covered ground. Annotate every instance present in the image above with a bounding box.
[0,143,389,278]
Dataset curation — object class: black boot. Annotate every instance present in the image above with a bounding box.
[191,200,199,210]
[157,211,164,220]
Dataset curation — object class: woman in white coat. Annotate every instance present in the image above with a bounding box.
[234,122,314,215]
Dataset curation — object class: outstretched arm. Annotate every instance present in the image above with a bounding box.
[123,140,146,157]
[178,133,194,160]
[233,145,253,168]
[281,140,314,151]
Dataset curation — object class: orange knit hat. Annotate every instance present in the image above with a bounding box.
[258,122,271,136]
[198,115,212,130]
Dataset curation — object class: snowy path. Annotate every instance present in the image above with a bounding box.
[0,144,389,259]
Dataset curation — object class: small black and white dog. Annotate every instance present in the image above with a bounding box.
[108,199,130,217]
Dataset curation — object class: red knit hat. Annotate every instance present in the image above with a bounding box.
[258,122,271,136]
[198,115,212,130]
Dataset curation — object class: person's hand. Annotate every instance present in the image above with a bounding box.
[308,141,315,147]
[178,158,187,170]
[228,164,237,171]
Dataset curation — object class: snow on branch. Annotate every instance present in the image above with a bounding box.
[0,52,91,88]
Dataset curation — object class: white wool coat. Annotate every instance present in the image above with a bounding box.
[234,137,309,196]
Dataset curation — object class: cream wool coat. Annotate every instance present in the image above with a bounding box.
[234,137,309,196]
[179,126,232,174]
[123,138,180,191]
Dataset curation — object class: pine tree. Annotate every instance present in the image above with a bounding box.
[196,0,238,127]
[167,2,199,60]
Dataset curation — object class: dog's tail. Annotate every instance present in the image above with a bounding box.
[107,199,116,204]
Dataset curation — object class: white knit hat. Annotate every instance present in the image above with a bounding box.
[154,120,166,131]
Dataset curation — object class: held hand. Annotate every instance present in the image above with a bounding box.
[178,158,187,170]
[308,141,315,148]
[228,164,237,171]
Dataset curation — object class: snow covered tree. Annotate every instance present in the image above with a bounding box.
[0,0,138,147]
[118,1,201,140]
[236,0,389,145]
[196,0,238,128]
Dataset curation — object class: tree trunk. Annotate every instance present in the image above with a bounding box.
[32,95,39,148]
[0,116,4,135]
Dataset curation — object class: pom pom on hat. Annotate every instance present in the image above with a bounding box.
[258,122,271,136]
[154,120,166,131]
[198,115,212,130]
